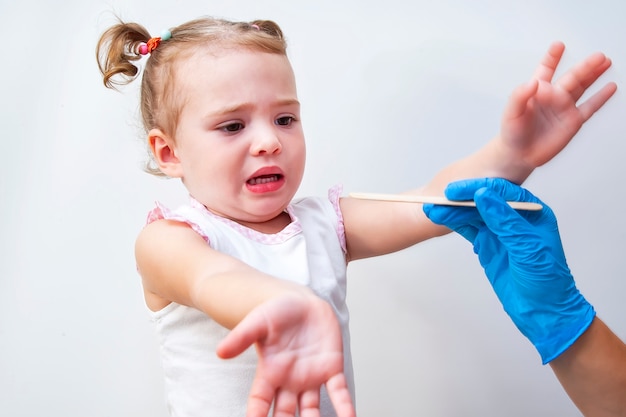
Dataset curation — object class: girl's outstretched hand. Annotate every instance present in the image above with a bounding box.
[216,292,355,417]
[501,41,617,168]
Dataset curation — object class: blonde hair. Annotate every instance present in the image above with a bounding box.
[96,16,288,176]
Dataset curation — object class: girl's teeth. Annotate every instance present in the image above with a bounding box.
[249,175,278,185]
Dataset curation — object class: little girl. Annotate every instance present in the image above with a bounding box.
[96,15,615,417]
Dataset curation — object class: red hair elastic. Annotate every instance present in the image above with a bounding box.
[138,29,172,55]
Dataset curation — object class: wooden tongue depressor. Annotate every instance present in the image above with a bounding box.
[348,192,543,211]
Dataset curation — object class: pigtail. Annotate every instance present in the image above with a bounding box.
[96,20,151,89]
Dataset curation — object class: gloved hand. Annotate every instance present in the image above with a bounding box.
[423,178,595,364]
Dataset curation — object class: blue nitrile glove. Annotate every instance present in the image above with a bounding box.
[423,178,595,364]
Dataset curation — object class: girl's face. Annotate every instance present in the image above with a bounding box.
[157,49,306,227]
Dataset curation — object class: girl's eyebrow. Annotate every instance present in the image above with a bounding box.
[206,99,301,118]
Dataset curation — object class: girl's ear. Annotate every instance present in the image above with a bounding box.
[148,128,183,178]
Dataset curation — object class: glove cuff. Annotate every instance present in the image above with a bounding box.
[535,304,596,364]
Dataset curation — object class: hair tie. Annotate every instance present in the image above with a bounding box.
[250,24,260,30]
[139,29,172,55]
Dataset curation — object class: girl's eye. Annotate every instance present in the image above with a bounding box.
[221,122,244,133]
[275,116,294,126]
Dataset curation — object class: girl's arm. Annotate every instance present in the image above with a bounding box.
[136,219,308,326]
[343,42,616,261]
[135,219,356,417]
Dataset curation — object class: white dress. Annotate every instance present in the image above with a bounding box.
[144,186,354,417]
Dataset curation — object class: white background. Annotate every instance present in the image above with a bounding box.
[1,0,625,416]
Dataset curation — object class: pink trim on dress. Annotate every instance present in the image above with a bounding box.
[328,185,347,254]
[146,202,211,243]
[188,197,302,245]
[146,185,346,248]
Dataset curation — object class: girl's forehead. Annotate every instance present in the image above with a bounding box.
[173,49,297,111]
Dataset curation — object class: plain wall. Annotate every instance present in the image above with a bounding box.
[1,0,625,416]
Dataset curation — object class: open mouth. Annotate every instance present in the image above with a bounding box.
[247,174,283,185]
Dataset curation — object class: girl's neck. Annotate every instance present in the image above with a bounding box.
[236,210,292,234]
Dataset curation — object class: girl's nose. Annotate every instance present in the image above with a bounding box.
[250,129,282,156]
